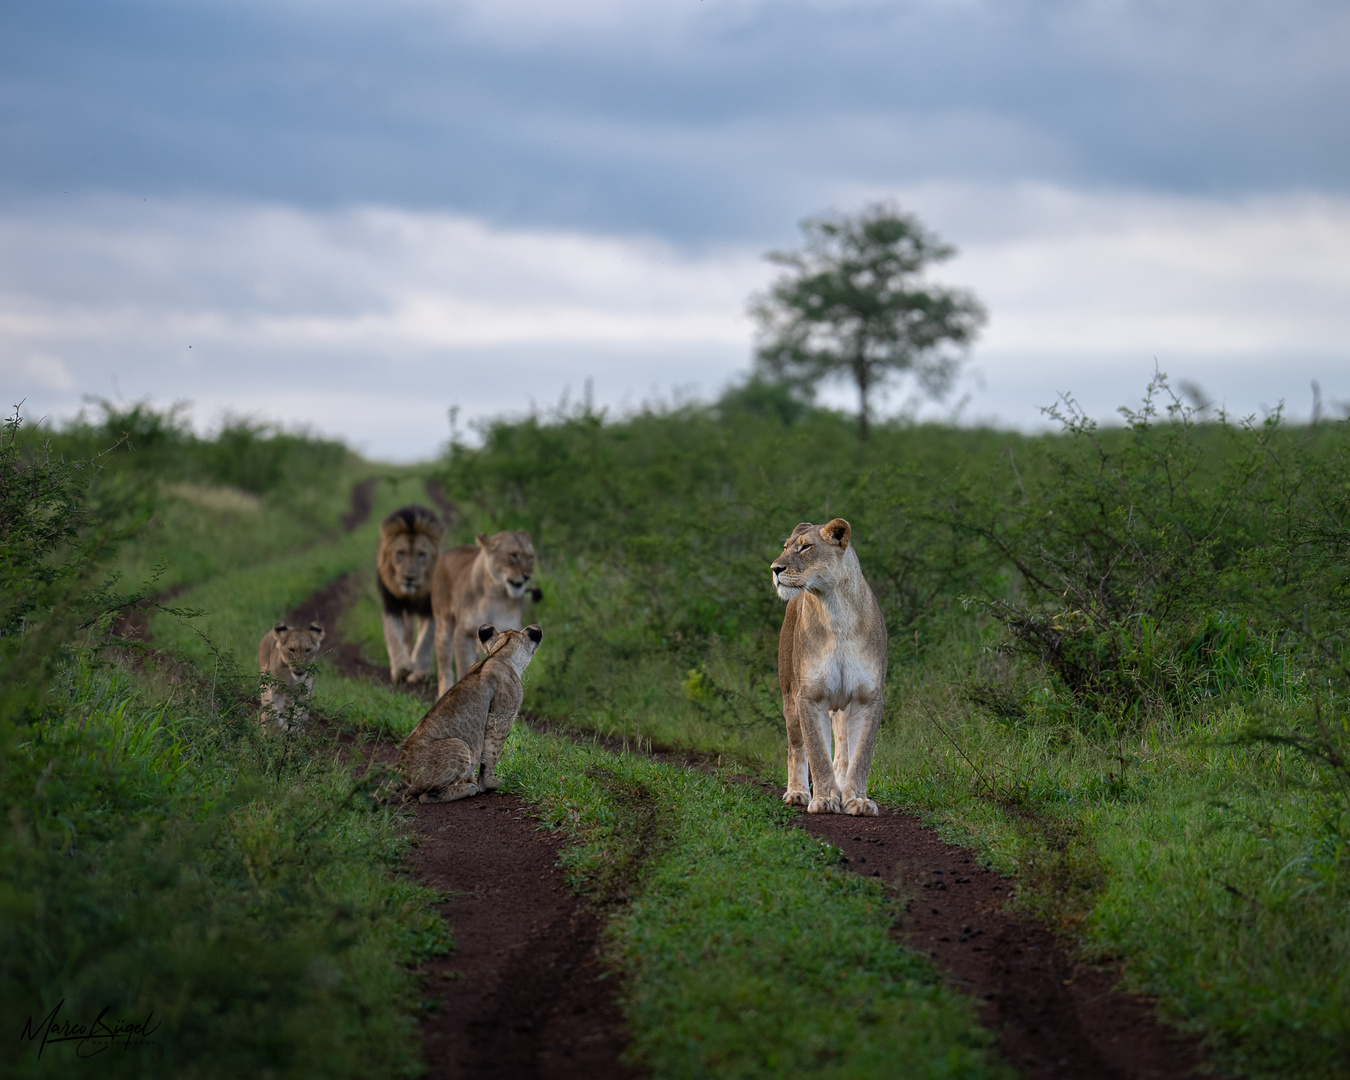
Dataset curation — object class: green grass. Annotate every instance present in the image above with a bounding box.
[517,597,1350,1077]
[500,725,1010,1080]
[3,433,449,1078]
[4,653,447,1079]
[145,472,435,738]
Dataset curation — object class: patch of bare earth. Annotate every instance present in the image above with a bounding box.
[799,811,1215,1080]
[424,477,459,526]
[406,794,641,1080]
[342,475,378,531]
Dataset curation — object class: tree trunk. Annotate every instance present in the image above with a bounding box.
[856,367,870,440]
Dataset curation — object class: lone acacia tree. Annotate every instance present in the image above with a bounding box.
[751,203,986,438]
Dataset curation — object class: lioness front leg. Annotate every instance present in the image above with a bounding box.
[452,631,480,687]
[407,615,436,685]
[383,610,414,683]
[782,699,811,807]
[830,707,850,794]
[840,698,882,816]
[797,693,842,813]
[434,614,457,697]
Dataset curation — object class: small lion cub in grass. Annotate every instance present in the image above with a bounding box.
[398,623,542,803]
[258,621,325,732]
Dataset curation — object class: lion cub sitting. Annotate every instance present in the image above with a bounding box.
[398,623,543,803]
[258,621,325,731]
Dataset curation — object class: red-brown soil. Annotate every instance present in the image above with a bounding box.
[405,792,641,1080]
[799,812,1214,1080]
[342,475,379,531]
[424,477,459,527]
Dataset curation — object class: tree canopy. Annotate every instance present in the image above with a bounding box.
[751,203,987,438]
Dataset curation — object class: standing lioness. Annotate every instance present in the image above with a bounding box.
[771,519,887,815]
[398,624,543,802]
[431,530,541,696]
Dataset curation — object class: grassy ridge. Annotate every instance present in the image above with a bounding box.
[501,725,1009,1079]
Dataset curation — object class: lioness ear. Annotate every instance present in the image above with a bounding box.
[476,532,491,550]
[274,621,289,633]
[477,624,497,645]
[784,522,813,544]
[526,625,543,644]
[821,518,851,549]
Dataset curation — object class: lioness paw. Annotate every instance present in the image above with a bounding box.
[843,797,879,817]
[406,669,429,686]
[391,665,412,684]
[808,794,843,814]
[783,789,810,807]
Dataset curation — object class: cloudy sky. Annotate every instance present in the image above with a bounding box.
[3,0,1348,458]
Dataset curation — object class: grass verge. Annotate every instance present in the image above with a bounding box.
[499,725,1011,1080]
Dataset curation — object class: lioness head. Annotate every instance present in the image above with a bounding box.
[770,518,853,601]
[476,622,544,674]
[378,505,444,600]
[274,621,325,670]
[476,530,536,600]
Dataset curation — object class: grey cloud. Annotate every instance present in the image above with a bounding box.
[1,0,1347,241]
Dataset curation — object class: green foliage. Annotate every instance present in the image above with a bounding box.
[440,377,1350,1076]
[3,659,442,1079]
[935,374,1336,723]
[440,394,1015,733]
[502,727,1008,1079]
[48,398,353,496]
[752,202,986,437]
[0,420,441,1077]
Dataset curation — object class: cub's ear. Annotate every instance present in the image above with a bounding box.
[477,624,497,645]
[821,518,851,549]
[309,622,325,638]
[525,624,543,644]
[274,621,289,633]
[528,586,544,603]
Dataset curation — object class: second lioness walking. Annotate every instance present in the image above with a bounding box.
[431,530,542,696]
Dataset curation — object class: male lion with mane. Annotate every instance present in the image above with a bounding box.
[431,530,541,696]
[771,518,887,815]
[376,504,444,684]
